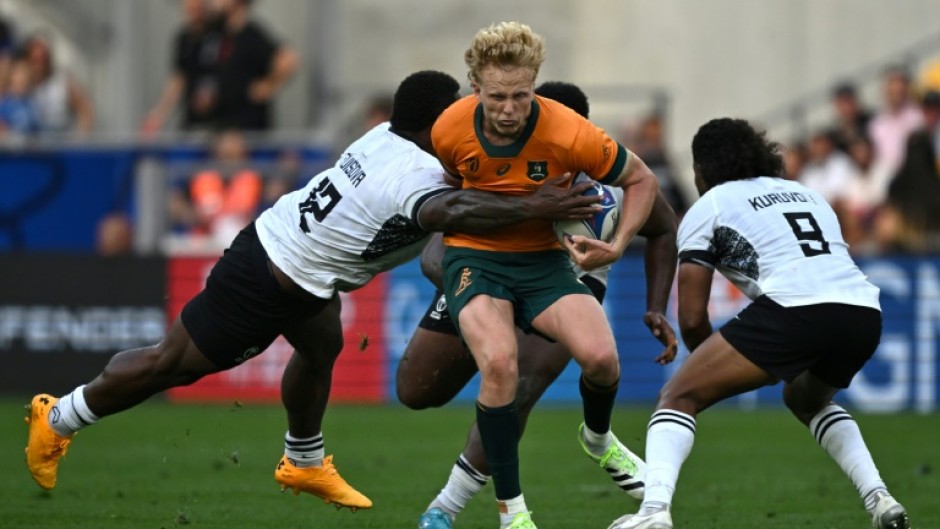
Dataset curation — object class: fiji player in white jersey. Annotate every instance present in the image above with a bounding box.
[611,118,910,529]
[395,82,680,529]
[23,71,606,518]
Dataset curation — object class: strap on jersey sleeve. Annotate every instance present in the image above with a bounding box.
[678,249,716,269]
[412,187,452,229]
[598,144,629,186]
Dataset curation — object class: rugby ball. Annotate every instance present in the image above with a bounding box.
[553,181,620,244]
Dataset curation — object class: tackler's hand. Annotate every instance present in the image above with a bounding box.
[644,311,678,365]
[525,173,602,220]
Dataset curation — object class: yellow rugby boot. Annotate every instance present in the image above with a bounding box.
[24,394,73,490]
[274,454,372,511]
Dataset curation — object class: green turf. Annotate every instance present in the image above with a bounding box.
[3,399,937,529]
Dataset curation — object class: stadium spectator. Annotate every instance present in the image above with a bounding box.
[827,81,872,153]
[610,117,910,529]
[95,212,134,256]
[141,0,214,135]
[630,112,688,216]
[781,140,807,180]
[868,65,923,177]
[0,59,40,140]
[874,120,940,254]
[335,93,394,154]
[919,89,940,167]
[0,14,17,95]
[23,71,603,518]
[201,0,298,130]
[361,94,393,131]
[169,129,263,248]
[258,148,303,212]
[842,136,890,252]
[19,33,94,135]
[798,129,854,205]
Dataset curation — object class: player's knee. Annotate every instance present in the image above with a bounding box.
[395,384,427,409]
[514,373,542,408]
[478,353,518,384]
[395,377,445,410]
[577,347,620,386]
[782,388,827,424]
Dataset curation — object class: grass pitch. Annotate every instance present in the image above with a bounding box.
[2,399,937,529]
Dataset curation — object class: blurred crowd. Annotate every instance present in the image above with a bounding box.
[0,20,94,143]
[1,1,939,256]
[142,0,297,135]
[784,65,940,255]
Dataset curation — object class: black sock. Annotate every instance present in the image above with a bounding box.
[476,401,521,500]
[580,375,619,434]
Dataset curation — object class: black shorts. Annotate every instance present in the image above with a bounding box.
[180,223,333,369]
[417,274,607,337]
[719,295,882,388]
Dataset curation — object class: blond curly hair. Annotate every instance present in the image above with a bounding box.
[464,21,545,84]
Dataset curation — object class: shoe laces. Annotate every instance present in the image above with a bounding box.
[320,455,338,476]
[52,438,71,458]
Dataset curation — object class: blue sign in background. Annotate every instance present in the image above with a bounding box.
[384,255,940,413]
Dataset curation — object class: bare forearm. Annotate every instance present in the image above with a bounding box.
[644,234,677,313]
[153,74,184,116]
[420,189,534,233]
[267,49,298,92]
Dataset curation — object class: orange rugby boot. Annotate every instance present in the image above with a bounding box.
[274,454,372,511]
[24,394,73,490]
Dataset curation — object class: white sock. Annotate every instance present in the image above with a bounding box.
[640,409,696,512]
[581,423,613,457]
[428,455,489,521]
[284,431,324,468]
[809,404,886,512]
[497,493,528,527]
[49,386,99,437]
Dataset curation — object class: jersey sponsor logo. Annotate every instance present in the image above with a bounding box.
[496,163,511,176]
[602,144,611,162]
[454,267,473,296]
[466,157,479,175]
[527,160,548,181]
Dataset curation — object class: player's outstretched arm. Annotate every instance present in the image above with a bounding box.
[677,262,715,353]
[637,192,680,364]
[417,173,601,233]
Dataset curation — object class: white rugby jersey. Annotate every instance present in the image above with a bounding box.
[256,123,451,298]
[678,176,880,309]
